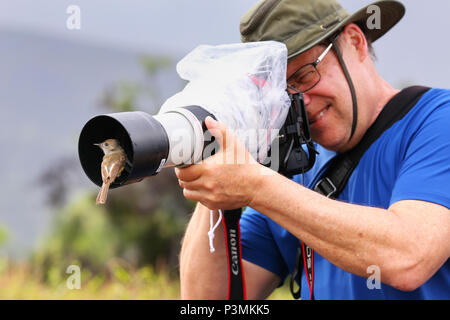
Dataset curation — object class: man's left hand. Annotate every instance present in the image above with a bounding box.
[175,116,264,210]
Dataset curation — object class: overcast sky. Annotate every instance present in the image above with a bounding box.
[1,0,449,88]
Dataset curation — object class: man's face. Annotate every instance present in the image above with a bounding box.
[287,41,356,152]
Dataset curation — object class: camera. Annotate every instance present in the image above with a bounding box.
[78,42,316,187]
[78,90,316,188]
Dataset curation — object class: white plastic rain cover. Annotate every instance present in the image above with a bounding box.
[159,41,290,162]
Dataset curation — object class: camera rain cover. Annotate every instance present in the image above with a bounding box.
[159,41,290,162]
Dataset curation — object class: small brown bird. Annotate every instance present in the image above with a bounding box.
[94,139,127,205]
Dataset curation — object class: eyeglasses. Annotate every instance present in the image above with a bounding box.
[287,42,334,93]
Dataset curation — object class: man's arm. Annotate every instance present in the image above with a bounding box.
[179,202,281,299]
[177,116,450,293]
[250,170,450,291]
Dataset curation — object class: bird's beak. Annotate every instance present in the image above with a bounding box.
[93,143,101,147]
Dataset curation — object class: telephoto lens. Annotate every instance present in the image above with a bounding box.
[79,41,292,189]
[78,106,217,189]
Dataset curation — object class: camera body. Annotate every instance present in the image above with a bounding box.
[269,91,316,178]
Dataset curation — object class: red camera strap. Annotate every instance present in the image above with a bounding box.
[301,242,315,300]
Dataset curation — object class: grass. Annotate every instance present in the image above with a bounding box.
[0,260,293,300]
[0,261,179,299]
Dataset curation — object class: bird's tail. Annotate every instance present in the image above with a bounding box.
[96,182,110,205]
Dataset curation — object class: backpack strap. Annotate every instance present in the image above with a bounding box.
[291,85,431,300]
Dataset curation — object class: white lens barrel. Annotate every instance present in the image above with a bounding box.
[154,108,206,168]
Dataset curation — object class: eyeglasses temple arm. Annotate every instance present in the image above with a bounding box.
[314,42,333,66]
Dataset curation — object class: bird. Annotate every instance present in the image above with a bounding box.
[94,139,127,205]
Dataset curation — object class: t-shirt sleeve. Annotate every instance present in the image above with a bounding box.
[240,206,289,280]
[390,98,450,209]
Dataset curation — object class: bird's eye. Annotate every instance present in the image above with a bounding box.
[104,143,109,147]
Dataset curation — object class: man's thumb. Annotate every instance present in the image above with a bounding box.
[205,116,226,147]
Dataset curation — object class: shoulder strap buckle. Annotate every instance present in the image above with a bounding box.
[314,177,337,198]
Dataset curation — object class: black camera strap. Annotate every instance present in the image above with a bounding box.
[291,85,430,300]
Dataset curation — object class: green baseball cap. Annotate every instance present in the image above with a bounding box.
[240,0,405,60]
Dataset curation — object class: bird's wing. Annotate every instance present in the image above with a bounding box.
[101,162,109,183]
[108,156,126,183]
[118,153,127,176]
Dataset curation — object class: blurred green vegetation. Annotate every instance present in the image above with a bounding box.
[32,183,195,283]
[0,225,8,247]
[17,54,196,298]
[0,261,180,299]
[0,259,292,299]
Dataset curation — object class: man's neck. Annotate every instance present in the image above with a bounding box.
[371,80,401,125]
[339,79,400,153]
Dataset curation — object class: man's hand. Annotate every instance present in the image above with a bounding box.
[175,116,264,210]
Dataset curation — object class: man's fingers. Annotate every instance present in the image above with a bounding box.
[178,176,213,191]
[205,116,252,164]
[205,116,228,149]
[174,164,203,182]
[182,188,203,202]
[178,179,195,190]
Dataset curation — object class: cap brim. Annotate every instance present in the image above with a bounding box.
[288,0,405,60]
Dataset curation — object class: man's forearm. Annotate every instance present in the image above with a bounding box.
[249,167,429,288]
[179,202,229,299]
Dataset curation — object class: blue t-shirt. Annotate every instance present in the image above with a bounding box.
[241,88,450,300]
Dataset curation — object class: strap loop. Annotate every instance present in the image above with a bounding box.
[314,177,337,198]
[208,209,223,253]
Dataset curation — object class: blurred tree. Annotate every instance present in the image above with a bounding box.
[38,155,82,208]
[35,54,195,280]
[100,54,174,114]
[101,81,141,113]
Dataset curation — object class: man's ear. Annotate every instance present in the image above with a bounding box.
[341,23,369,62]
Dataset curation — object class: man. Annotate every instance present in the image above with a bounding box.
[177,0,450,299]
